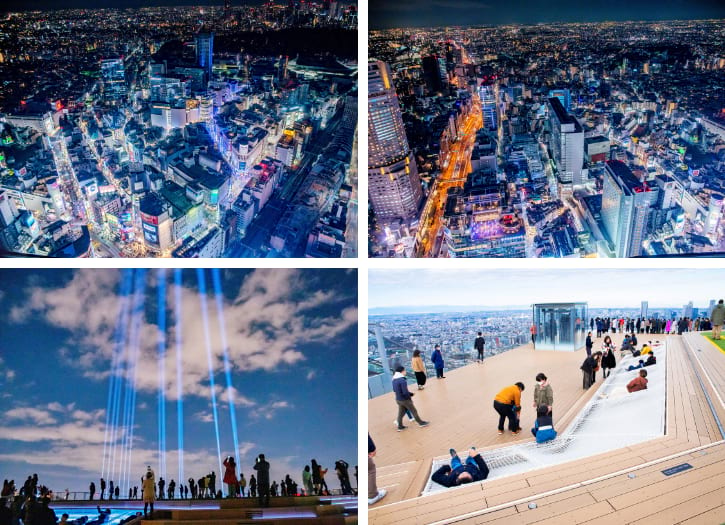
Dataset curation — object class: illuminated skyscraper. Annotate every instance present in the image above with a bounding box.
[101,58,127,100]
[479,84,497,131]
[368,60,423,222]
[195,32,214,79]
[547,97,584,186]
[601,161,658,257]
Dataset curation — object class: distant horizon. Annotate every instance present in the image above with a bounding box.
[1,1,353,14]
[369,269,725,311]
[370,304,703,316]
[369,0,725,30]
[371,16,725,32]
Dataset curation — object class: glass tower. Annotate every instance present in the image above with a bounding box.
[533,303,588,351]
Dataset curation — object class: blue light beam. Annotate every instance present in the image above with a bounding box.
[211,268,241,470]
[174,269,184,484]
[102,269,133,480]
[157,268,168,481]
[196,268,225,496]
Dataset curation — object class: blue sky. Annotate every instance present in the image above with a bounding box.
[369,268,725,310]
[0,268,357,493]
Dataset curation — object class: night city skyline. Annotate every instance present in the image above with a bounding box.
[0,268,358,494]
[370,0,725,29]
[368,15,725,258]
[0,1,358,258]
[1,1,269,13]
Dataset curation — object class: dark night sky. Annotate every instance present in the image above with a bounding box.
[1,0,264,13]
[370,0,725,29]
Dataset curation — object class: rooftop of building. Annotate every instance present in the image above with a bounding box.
[369,331,725,524]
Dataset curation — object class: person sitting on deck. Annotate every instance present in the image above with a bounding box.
[531,405,557,443]
[626,369,648,393]
[640,343,653,356]
[643,353,656,367]
[431,447,489,487]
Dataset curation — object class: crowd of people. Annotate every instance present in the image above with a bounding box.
[590,314,719,338]
[1,453,357,524]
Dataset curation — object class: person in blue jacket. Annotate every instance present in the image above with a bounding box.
[531,404,557,443]
[431,344,445,379]
[431,447,489,487]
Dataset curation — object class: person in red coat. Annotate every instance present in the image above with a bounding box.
[627,369,648,393]
[223,456,238,497]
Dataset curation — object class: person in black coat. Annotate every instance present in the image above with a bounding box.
[431,448,489,488]
[585,332,593,357]
[474,333,485,363]
[253,454,270,507]
[580,352,600,389]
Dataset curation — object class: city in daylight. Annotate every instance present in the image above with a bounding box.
[367,267,725,523]
[368,0,725,258]
[0,1,357,258]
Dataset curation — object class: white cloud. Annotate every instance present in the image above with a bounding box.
[8,269,357,406]
[249,400,292,420]
[6,407,57,425]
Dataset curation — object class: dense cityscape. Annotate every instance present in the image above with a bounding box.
[0,1,357,257]
[368,299,721,394]
[368,19,725,257]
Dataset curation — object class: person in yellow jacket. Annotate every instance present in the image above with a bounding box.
[411,350,427,390]
[493,382,525,435]
[640,343,652,356]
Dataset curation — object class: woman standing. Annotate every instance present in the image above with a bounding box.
[310,459,321,495]
[142,472,155,519]
[411,350,427,390]
[532,373,553,418]
[302,466,313,496]
[601,337,616,378]
[223,456,237,498]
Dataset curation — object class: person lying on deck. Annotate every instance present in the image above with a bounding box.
[643,353,656,367]
[431,447,490,487]
[627,359,645,371]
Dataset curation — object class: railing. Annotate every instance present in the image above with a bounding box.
[4,486,358,503]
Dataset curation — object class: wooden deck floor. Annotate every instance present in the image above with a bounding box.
[368,335,725,525]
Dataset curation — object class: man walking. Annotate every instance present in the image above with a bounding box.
[474,332,485,363]
[712,299,725,340]
[392,365,429,431]
[368,435,387,505]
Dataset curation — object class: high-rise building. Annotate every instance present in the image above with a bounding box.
[368,61,423,223]
[682,301,693,319]
[101,58,127,100]
[548,89,571,111]
[479,84,497,131]
[641,301,648,319]
[195,32,214,79]
[601,160,658,257]
[547,97,584,186]
[421,55,446,94]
